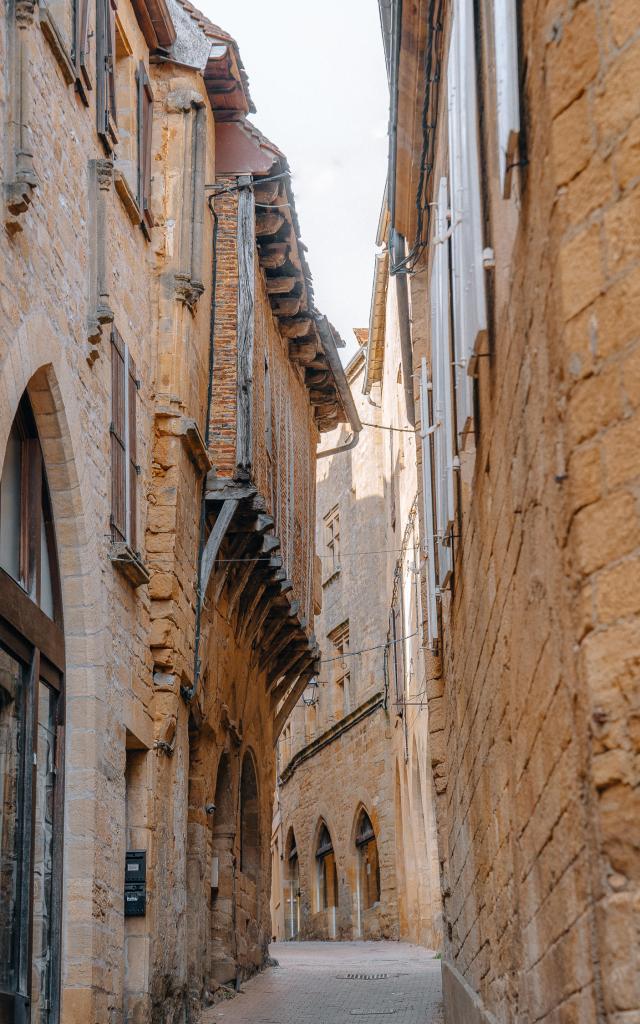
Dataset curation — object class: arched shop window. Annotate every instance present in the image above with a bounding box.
[356,810,380,909]
[0,393,65,1023]
[316,822,338,910]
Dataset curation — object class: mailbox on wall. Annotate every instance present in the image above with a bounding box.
[125,850,147,917]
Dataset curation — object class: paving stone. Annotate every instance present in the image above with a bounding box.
[203,942,443,1024]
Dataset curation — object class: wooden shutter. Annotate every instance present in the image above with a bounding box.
[494,0,520,197]
[419,358,438,646]
[110,329,127,542]
[137,62,154,231]
[75,0,92,95]
[431,177,454,586]
[97,0,117,149]
[127,352,138,550]
[447,0,486,444]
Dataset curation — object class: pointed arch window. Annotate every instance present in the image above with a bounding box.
[356,810,380,909]
[316,823,338,911]
[0,394,65,1023]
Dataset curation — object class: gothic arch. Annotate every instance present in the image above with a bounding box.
[240,749,260,879]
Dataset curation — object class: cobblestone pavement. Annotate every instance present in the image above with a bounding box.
[202,941,444,1024]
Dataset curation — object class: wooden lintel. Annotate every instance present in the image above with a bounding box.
[205,477,256,502]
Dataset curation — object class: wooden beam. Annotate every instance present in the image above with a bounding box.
[262,625,299,680]
[199,498,238,597]
[271,295,301,317]
[258,242,289,269]
[255,209,284,236]
[254,181,280,205]
[269,647,310,699]
[273,668,317,742]
[279,317,312,339]
[289,338,318,365]
[236,178,255,478]
[266,275,298,294]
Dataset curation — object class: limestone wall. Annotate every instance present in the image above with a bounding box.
[406,1,640,1021]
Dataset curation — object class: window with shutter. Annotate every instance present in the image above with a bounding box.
[110,328,139,549]
[419,358,438,647]
[97,0,118,150]
[110,329,127,543]
[76,0,92,94]
[137,61,154,233]
[431,177,455,587]
[447,0,487,444]
[127,351,138,550]
[494,0,521,198]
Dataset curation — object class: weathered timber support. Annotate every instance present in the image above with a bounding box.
[200,498,238,597]
[273,667,318,741]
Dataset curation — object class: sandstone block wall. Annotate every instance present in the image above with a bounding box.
[408,2,640,1021]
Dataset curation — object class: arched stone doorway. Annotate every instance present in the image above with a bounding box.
[0,392,65,1023]
[355,809,380,936]
[210,752,236,985]
[284,828,300,940]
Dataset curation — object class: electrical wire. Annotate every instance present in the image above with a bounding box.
[210,545,423,563]
[319,630,418,666]
[360,420,417,434]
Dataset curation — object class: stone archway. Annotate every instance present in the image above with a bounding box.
[283,827,300,940]
[210,752,237,985]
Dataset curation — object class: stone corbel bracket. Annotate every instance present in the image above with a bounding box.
[87,159,115,363]
[5,0,39,235]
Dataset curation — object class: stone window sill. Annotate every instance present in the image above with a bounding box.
[113,168,148,235]
[110,542,150,587]
[322,566,341,588]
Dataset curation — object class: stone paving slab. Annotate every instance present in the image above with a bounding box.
[202,941,443,1024]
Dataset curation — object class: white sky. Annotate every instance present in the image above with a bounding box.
[200,0,389,362]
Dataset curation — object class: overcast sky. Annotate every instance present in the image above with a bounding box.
[201,0,389,362]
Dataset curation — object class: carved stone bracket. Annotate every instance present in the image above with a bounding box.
[87,159,114,363]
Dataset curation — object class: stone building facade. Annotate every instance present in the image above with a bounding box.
[381,0,640,1021]
[0,1,354,1021]
[271,287,441,948]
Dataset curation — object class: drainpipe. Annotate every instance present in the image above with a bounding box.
[391,230,415,427]
[388,0,402,235]
[182,196,218,704]
[315,315,363,460]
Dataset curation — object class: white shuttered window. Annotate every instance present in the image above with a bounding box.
[447,0,487,443]
[419,358,438,647]
[494,0,520,198]
[431,177,455,587]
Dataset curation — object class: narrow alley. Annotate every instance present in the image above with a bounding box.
[1,0,639,1021]
[204,944,444,1024]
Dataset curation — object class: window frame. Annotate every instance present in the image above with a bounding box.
[0,397,65,1024]
[323,505,340,579]
[136,60,154,235]
[96,0,118,152]
[110,327,140,551]
[447,0,487,442]
[493,0,521,198]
